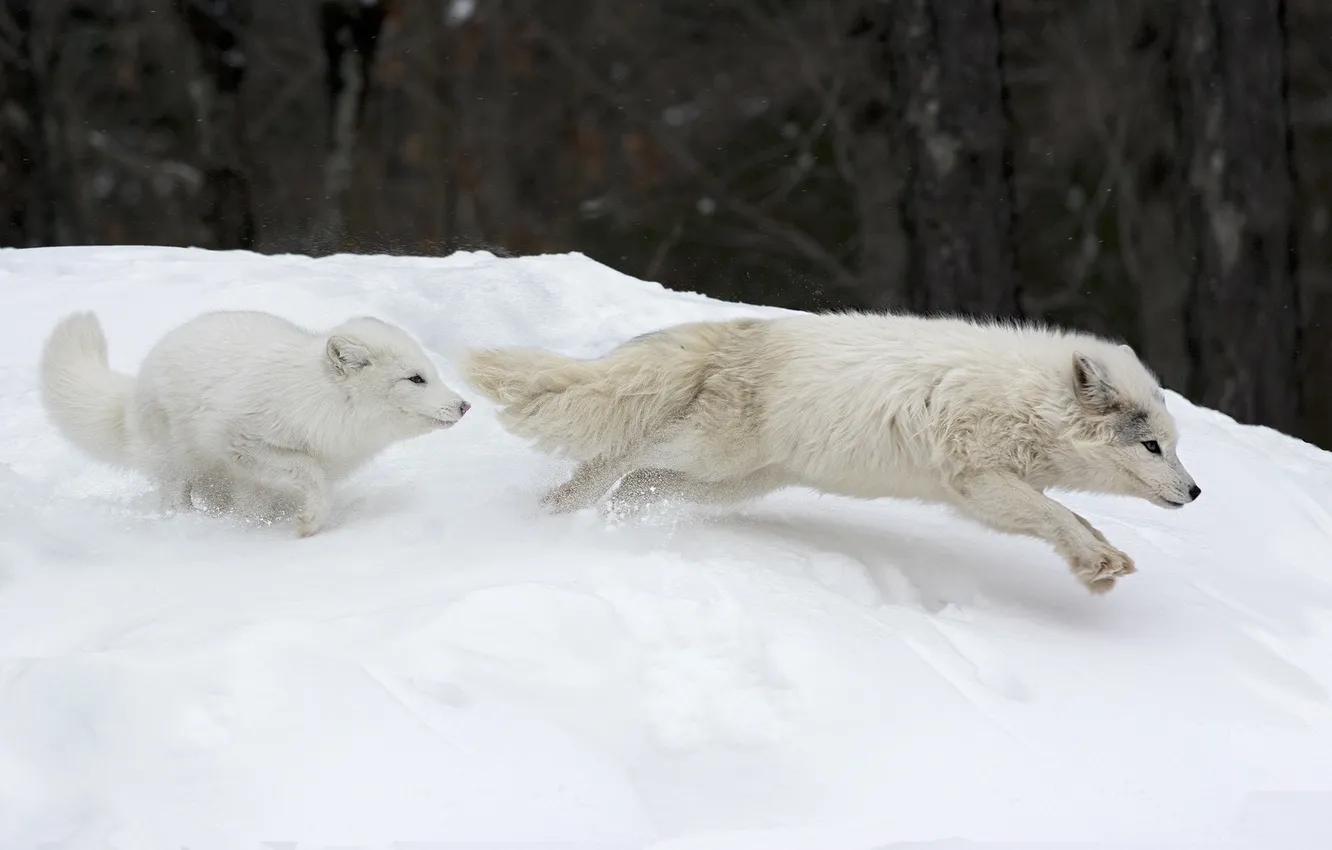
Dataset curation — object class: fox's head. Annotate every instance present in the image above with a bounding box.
[325,317,471,437]
[1061,346,1201,510]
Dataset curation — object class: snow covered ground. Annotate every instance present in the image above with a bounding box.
[2,246,1332,850]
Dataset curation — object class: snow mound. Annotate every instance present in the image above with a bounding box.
[2,246,1332,850]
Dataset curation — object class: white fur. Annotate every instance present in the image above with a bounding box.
[465,312,1201,594]
[41,310,470,536]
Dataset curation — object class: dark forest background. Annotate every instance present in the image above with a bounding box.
[3,0,1330,449]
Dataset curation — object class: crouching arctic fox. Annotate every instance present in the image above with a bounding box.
[465,312,1201,594]
[41,310,470,536]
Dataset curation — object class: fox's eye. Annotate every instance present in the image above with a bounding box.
[407,374,426,385]
[1142,440,1161,455]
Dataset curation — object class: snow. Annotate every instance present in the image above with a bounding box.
[2,246,1332,850]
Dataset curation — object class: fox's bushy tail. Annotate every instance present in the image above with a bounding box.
[463,326,725,459]
[40,311,136,467]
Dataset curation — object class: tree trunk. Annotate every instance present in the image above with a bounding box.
[1175,0,1301,435]
[888,0,1022,319]
[847,6,911,312]
[0,0,74,247]
[308,0,387,256]
[426,5,459,252]
[175,0,255,251]
[0,0,36,246]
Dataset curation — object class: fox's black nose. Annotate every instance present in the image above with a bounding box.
[1187,484,1201,501]
[459,400,471,417]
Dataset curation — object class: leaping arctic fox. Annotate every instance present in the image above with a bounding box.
[41,310,470,536]
[464,312,1201,594]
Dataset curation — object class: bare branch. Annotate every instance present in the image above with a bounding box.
[524,14,859,292]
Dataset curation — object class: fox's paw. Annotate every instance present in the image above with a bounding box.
[539,486,578,515]
[295,491,331,538]
[1067,543,1136,594]
[540,480,601,515]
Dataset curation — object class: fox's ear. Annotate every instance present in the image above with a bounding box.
[1072,352,1119,413]
[327,335,372,374]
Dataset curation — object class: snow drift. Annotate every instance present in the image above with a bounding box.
[2,246,1332,850]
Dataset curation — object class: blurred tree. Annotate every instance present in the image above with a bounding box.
[0,0,74,247]
[4,0,1332,450]
[0,0,39,246]
[845,3,910,310]
[1175,0,1303,435]
[1289,0,1332,446]
[308,0,387,255]
[175,0,255,250]
[887,0,1022,318]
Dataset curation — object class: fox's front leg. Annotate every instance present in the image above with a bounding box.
[541,454,631,514]
[948,471,1135,594]
[225,435,331,537]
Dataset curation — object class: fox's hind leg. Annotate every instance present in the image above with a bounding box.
[605,466,789,517]
[598,405,777,519]
[158,478,195,513]
[190,468,239,513]
[160,471,237,515]
[541,454,632,514]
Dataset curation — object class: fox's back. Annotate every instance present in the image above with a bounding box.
[130,311,324,451]
[136,311,312,397]
[747,312,1108,493]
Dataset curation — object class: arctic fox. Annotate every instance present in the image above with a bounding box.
[464,312,1201,594]
[41,310,470,536]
